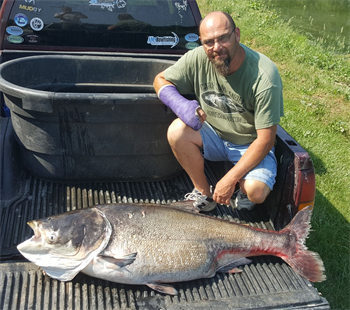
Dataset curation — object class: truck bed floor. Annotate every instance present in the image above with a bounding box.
[0,169,329,310]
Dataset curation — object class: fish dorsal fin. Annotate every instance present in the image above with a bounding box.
[40,208,112,281]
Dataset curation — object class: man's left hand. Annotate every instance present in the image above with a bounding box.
[213,177,237,205]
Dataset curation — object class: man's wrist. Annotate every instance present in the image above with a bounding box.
[158,84,202,131]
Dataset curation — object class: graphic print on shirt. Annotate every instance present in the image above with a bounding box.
[201,91,246,114]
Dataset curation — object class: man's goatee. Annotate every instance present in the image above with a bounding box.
[212,57,231,76]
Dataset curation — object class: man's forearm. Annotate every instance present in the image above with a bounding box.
[227,126,276,181]
[153,71,202,131]
[213,126,277,204]
[225,137,274,184]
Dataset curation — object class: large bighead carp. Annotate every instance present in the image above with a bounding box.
[17,203,325,295]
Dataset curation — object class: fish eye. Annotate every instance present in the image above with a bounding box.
[48,233,57,242]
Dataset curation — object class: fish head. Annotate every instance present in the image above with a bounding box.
[17,207,112,281]
[19,214,85,256]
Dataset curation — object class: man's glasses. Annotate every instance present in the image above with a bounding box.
[202,28,235,48]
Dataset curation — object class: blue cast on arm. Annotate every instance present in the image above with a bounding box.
[158,85,202,131]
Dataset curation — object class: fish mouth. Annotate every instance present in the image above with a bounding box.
[17,220,43,254]
[28,220,42,239]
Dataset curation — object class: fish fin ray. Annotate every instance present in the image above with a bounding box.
[284,250,326,282]
[217,258,252,273]
[280,206,326,282]
[227,268,243,274]
[146,283,178,295]
[40,266,79,281]
[98,252,137,267]
[280,205,313,246]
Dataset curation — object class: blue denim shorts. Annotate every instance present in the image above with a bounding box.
[199,122,277,190]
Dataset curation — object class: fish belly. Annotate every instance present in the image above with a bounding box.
[84,204,263,285]
[82,240,223,285]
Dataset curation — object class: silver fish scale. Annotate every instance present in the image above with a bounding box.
[0,170,328,309]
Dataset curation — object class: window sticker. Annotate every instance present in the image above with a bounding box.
[7,35,24,44]
[24,34,41,44]
[147,32,179,48]
[185,42,199,50]
[6,26,24,36]
[19,4,42,14]
[14,13,28,27]
[175,0,188,23]
[30,17,44,31]
[185,33,199,42]
[89,0,127,12]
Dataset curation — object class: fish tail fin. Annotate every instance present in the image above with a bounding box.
[280,206,326,282]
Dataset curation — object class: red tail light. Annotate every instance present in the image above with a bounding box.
[295,168,316,211]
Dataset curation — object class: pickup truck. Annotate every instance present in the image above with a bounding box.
[0,0,329,309]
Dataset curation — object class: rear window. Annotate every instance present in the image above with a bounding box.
[3,0,201,52]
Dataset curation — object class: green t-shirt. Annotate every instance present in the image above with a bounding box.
[164,44,284,145]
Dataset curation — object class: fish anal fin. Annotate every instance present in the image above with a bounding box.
[99,252,137,267]
[217,257,252,274]
[227,267,243,274]
[147,283,178,295]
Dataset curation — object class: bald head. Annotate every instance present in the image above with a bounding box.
[198,11,243,76]
[199,11,236,36]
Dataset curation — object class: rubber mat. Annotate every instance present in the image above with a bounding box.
[0,169,329,309]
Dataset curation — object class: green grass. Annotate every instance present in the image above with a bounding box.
[197,1,350,309]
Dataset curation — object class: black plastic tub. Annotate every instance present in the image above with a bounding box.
[0,55,181,180]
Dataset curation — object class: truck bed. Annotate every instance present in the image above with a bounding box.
[0,117,329,310]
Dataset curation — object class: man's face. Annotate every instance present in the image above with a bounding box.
[200,19,240,76]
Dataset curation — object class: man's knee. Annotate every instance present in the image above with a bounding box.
[240,179,271,204]
[167,119,187,144]
[167,118,203,149]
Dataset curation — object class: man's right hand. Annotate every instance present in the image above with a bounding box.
[195,107,207,123]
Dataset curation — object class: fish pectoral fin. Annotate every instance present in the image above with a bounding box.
[217,257,252,274]
[146,283,178,295]
[99,252,137,267]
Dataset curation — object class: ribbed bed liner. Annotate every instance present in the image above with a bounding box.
[0,169,329,309]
